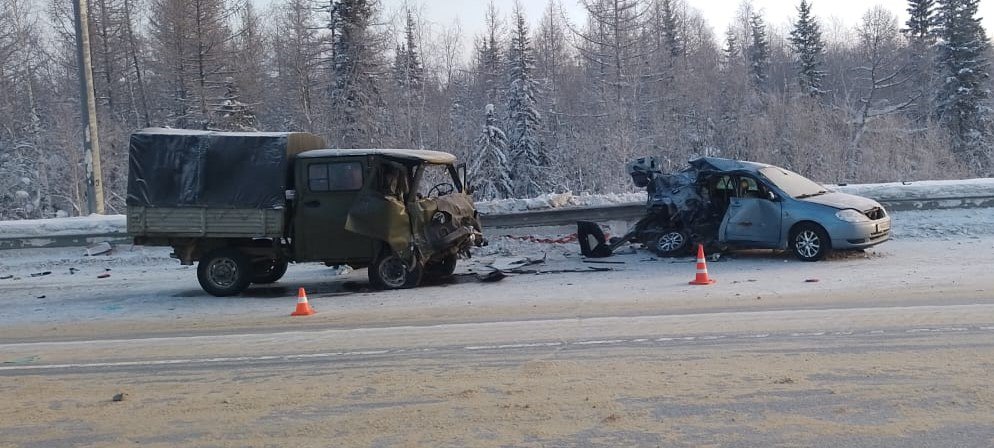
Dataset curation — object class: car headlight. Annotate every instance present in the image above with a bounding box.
[835,209,869,223]
[432,211,450,224]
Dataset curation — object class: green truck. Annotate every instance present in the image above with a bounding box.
[127,128,485,296]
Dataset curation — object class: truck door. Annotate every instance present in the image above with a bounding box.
[719,176,782,247]
[293,158,374,262]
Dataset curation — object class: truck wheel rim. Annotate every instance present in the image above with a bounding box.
[379,256,408,288]
[209,258,238,288]
[796,231,821,258]
[657,232,685,252]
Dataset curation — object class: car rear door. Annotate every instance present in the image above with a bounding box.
[293,157,374,262]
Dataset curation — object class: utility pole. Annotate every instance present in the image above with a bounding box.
[72,0,106,215]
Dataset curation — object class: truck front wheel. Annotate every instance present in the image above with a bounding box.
[198,248,252,297]
[369,250,423,289]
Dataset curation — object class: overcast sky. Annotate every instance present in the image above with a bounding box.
[256,0,994,53]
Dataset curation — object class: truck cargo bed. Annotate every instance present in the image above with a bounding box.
[127,206,283,238]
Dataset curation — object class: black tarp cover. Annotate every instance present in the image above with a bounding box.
[128,128,306,209]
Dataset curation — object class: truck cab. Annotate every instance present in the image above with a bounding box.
[287,149,483,290]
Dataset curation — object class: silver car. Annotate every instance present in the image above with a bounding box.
[618,157,892,261]
[720,161,891,261]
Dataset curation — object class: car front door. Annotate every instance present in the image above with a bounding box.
[293,157,374,263]
[719,176,782,247]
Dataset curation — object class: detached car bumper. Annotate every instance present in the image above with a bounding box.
[828,217,891,249]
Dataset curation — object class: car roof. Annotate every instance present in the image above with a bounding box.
[297,148,457,164]
[688,157,773,173]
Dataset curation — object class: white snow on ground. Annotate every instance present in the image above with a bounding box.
[0,178,992,238]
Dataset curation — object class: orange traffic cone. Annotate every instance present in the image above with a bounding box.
[689,244,716,285]
[291,287,316,316]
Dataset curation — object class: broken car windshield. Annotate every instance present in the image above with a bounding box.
[759,167,827,199]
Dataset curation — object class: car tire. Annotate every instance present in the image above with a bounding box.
[790,223,832,262]
[368,249,423,289]
[649,229,692,257]
[197,248,252,297]
[424,254,458,280]
[251,259,289,284]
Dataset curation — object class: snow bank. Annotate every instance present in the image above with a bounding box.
[475,192,646,215]
[831,178,994,200]
[0,215,126,239]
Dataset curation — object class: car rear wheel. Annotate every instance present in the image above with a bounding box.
[790,223,831,262]
[369,249,423,289]
[197,248,252,297]
[650,229,691,257]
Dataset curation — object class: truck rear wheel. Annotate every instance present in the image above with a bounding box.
[198,248,252,297]
[368,250,423,289]
[252,259,289,284]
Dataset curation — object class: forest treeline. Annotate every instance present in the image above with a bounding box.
[0,0,989,218]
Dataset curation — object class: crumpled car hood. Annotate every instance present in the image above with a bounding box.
[800,192,881,211]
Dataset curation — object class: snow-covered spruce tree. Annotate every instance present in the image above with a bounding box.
[903,0,938,121]
[747,13,771,92]
[935,0,992,173]
[214,77,258,131]
[330,0,381,148]
[788,0,826,97]
[469,104,513,200]
[392,10,425,147]
[658,0,683,60]
[507,7,548,198]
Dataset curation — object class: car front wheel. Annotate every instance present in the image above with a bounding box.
[791,223,831,262]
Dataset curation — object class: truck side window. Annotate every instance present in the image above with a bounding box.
[308,162,363,192]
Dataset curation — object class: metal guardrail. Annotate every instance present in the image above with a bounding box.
[480,195,994,229]
[2,195,994,250]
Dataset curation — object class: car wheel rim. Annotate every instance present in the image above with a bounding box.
[379,256,408,288]
[657,232,685,252]
[796,230,821,259]
[209,258,238,288]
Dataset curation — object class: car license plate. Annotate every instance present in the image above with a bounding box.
[877,222,890,233]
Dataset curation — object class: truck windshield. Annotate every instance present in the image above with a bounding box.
[759,167,828,199]
[417,164,457,197]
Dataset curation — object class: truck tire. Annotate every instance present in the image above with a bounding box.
[252,259,289,284]
[368,250,423,290]
[198,248,252,297]
[424,254,458,280]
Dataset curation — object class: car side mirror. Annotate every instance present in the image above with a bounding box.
[767,191,777,201]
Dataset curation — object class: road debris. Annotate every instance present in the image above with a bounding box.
[97,273,111,279]
[805,278,820,283]
[112,392,128,402]
[0,274,13,280]
[478,270,507,283]
[30,271,52,277]
[85,242,113,257]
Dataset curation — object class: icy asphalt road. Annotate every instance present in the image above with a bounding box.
[2,209,994,446]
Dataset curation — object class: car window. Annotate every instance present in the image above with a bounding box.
[308,162,363,192]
